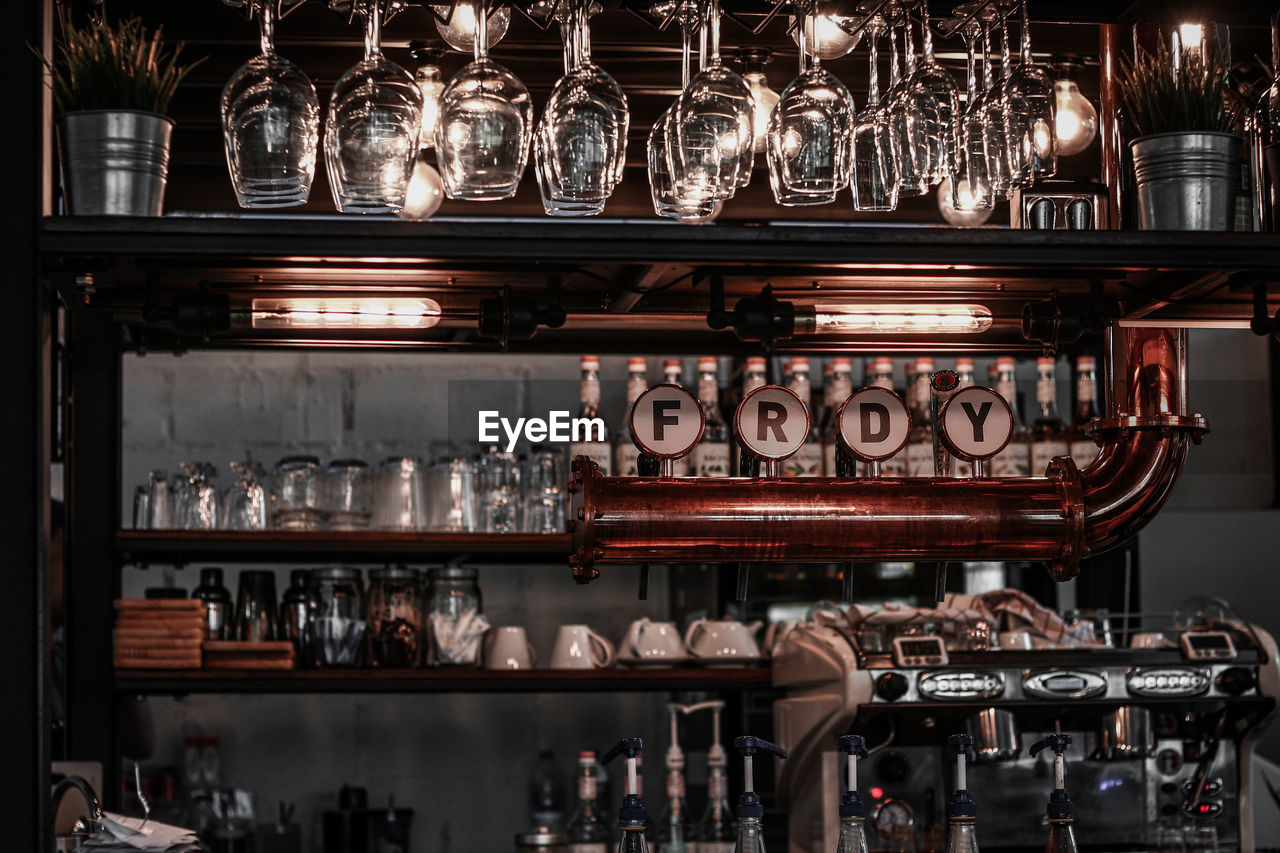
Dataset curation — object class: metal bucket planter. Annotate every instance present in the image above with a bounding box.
[1130,131,1241,231]
[56,110,174,216]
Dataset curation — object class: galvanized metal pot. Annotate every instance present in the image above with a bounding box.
[1130,131,1241,231]
[56,110,174,216]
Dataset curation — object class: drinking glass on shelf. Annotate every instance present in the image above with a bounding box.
[325,458,372,531]
[373,456,428,531]
[1002,0,1056,185]
[948,18,995,214]
[647,3,723,222]
[427,457,477,532]
[851,10,898,212]
[435,0,534,200]
[521,450,565,534]
[903,0,959,185]
[765,10,854,206]
[271,455,325,530]
[324,0,422,213]
[234,569,279,641]
[134,470,173,530]
[221,461,268,531]
[174,462,220,530]
[667,0,755,202]
[477,449,521,533]
[220,0,320,208]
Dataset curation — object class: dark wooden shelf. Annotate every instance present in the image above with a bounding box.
[114,665,774,694]
[117,530,572,565]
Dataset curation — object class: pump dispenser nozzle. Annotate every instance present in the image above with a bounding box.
[733,736,788,818]
[945,734,976,818]
[837,735,868,819]
[604,737,648,827]
[1030,732,1074,820]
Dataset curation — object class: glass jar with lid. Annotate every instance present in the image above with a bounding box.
[310,567,366,667]
[367,565,423,667]
[426,566,484,666]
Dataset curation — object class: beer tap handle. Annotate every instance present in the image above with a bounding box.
[638,563,649,601]
[842,565,854,603]
[736,564,749,602]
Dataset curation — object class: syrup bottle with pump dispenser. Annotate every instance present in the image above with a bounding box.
[732,736,788,853]
[604,738,650,853]
[945,734,979,853]
[657,706,692,852]
[1029,733,1078,853]
[835,735,870,853]
[695,702,736,853]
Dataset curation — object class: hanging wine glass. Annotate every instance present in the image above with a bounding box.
[667,0,754,202]
[324,0,422,213]
[976,13,1012,199]
[904,0,959,184]
[1002,0,1056,185]
[535,0,628,215]
[886,4,927,196]
[766,8,854,204]
[851,9,898,211]
[221,0,320,208]
[435,0,534,200]
[648,1,722,222]
[948,18,994,213]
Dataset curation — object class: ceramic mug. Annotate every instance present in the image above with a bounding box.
[484,626,537,670]
[683,619,762,662]
[762,619,800,658]
[549,624,616,669]
[622,618,688,663]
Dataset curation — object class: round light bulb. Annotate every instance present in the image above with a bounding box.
[744,71,780,154]
[432,3,511,53]
[1053,79,1097,157]
[398,157,445,221]
[789,14,861,61]
[937,179,993,227]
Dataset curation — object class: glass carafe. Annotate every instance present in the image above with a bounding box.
[221,0,320,207]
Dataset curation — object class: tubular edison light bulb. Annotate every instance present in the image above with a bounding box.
[789,14,860,60]
[250,297,442,330]
[432,2,511,53]
[799,304,993,335]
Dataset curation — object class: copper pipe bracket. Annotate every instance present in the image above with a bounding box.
[1044,456,1085,582]
[567,456,601,584]
[1085,414,1210,444]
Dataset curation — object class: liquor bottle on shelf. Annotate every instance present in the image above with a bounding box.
[568,751,610,853]
[905,357,936,477]
[1068,355,1101,471]
[785,357,823,477]
[616,358,649,477]
[531,749,567,831]
[656,706,692,853]
[943,734,979,853]
[1028,357,1069,475]
[569,356,612,476]
[822,358,854,476]
[1030,733,1078,853]
[692,357,731,478]
[695,703,735,853]
[731,737,787,853]
[734,357,768,477]
[662,359,691,477]
[834,735,870,853]
[869,358,907,477]
[953,358,976,477]
[903,360,917,413]
[991,357,1029,477]
[603,738,650,853]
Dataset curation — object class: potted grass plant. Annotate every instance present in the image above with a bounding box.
[1120,40,1241,231]
[36,14,202,216]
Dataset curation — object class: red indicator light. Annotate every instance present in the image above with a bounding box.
[870,787,884,799]
[1199,804,1212,814]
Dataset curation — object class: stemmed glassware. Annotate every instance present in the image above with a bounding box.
[324,0,422,212]
[851,9,898,211]
[435,0,534,200]
[1002,0,1056,185]
[977,15,1012,198]
[948,19,994,213]
[904,0,959,185]
[647,2,722,222]
[534,0,629,215]
[667,0,755,202]
[221,0,320,208]
[886,5,927,196]
[765,10,854,205]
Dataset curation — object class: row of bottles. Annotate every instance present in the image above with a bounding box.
[569,354,1102,479]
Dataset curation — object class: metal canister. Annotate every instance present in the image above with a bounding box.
[280,569,317,664]
[192,567,233,640]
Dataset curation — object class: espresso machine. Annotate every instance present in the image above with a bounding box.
[771,608,1279,851]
